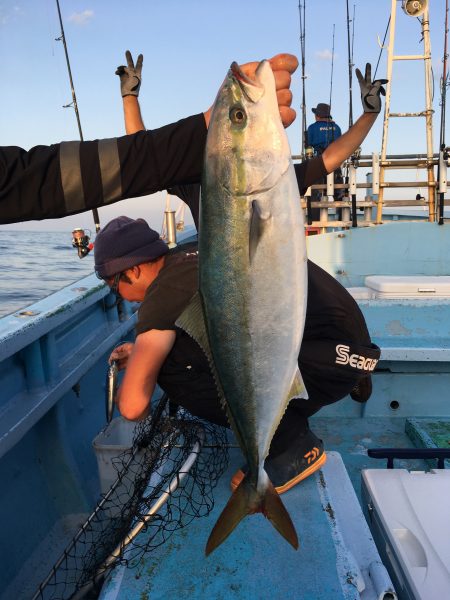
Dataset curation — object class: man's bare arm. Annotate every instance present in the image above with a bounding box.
[116,329,176,421]
[322,112,377,173]
[123,96,145,134]
[322,63,387,174]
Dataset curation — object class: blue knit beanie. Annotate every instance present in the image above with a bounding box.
[94,216,169,278]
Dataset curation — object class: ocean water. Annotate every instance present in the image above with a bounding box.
[0,230,95,318]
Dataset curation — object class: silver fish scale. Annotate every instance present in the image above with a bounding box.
[200,168,307,478]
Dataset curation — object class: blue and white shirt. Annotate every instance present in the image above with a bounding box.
[307,120,342,154]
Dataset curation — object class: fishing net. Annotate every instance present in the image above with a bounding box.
[32,395,229,600]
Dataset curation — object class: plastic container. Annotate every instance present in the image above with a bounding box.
[92,417,137,494]
[362,468,450,599]
[365,275,450,299]
[347,286,375,300]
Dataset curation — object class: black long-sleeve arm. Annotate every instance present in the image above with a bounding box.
[294,156,327,195]
[0,113,207,225]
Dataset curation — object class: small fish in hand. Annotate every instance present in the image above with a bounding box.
[105,360,118,424]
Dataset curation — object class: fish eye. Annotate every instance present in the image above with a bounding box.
[229,105,247,126]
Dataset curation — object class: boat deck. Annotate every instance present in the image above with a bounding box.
[98,414,430,600]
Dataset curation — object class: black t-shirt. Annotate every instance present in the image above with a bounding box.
[136,244,198,335]
[135,243,226,425]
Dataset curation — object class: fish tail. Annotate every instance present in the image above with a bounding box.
[205,474,298,556]
[262,478,299,550]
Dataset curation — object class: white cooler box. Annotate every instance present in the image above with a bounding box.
[361,469,450,600]
[365,276,450,299]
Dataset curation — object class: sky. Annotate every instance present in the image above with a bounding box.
[0,0,448,231]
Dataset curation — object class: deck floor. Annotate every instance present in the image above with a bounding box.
[98,415,430,600]
[311,416,427,501]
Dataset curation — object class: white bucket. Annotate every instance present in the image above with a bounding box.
[92,417,137,495]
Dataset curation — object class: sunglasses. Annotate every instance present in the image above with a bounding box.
[96,271,122,297]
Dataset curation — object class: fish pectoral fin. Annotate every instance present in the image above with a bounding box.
[249,199,272,263]
[175,291,227,410]
[288,367,308,402]
[205,474,298,556]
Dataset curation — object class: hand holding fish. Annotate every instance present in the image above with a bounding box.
[109,342,134,371]
[204,53,298,128]
[241,53,298,127]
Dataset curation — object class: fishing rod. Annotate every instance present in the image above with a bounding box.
[55,0,100,254]
[346,1,355,129]
[328,23,336,116]
[374,15,391,80]
[345,2,359,227]
[298,1,307,159]
[438,0,449,225]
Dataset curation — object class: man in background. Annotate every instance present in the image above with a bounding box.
[307,102,342,154]
[306,102,344,220]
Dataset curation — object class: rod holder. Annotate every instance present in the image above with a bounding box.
[326,171,335,197]
[372,153,380,195]
[439,150,448,193]
[164,210,177,248]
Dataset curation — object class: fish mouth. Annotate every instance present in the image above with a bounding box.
[230,61,265,103]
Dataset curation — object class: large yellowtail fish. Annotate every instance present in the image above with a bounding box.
[199,60,308,555]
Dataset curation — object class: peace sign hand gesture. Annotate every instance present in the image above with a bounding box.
[115,50,143,97]
[356,63,388,114]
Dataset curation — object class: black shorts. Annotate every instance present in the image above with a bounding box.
[297,338,380,415]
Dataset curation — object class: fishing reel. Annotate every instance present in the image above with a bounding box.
[72,228,93,259]
[351,146,362,168]
[304,146,314,160]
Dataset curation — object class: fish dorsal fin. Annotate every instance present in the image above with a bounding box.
[249,199,272,263]
[175,291,228,413]
[287,367,308,403]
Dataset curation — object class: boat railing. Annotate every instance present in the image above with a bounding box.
[294,151,449,232]
[0,274,137,460]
